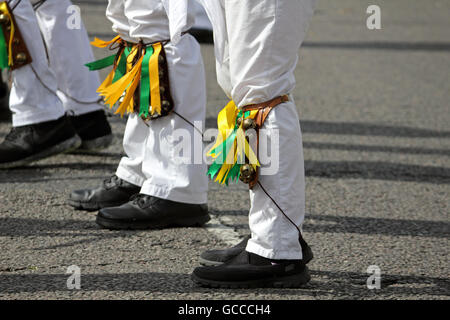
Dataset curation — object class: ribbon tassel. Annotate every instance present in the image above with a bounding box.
[207,101,260,185]
[86,37,166,118]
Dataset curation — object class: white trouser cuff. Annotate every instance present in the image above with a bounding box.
[116,166,145,188]
[246,241,303,260]
[140,181,207,205]
[12,108,64,127]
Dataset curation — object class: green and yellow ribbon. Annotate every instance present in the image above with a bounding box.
[0,2,16,68]
[85,36,164,118]
[139,46,154,118]
[207,101,260,185]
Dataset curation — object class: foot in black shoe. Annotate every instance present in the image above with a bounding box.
[199,235,314,266]
[192,251,310,289]
[69,109,113,152]
[0,115,81,169]
[96,194,210,230]
[68,175,140,211]
[199,235,250,266]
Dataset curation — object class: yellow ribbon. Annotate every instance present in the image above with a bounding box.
[208,101,240,157]
[91,35,121,48]
[98,55,144,117]
[0,2,15,67]
[90,39,164,118]
[148,42,162,115]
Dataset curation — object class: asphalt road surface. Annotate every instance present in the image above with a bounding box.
[0,0,449,300]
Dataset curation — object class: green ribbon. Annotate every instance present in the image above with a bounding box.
[139,46,154,118]
[112,47,130,84]
[84,46,132,84]
[84,54,115,71]
[0,26,9,69]
[207,110,252,185]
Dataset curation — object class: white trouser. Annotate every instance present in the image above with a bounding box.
[202,0,315,259]
[9,0,102,127]
[107,0,208,204]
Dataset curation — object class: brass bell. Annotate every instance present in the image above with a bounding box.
[158,55,165,64]
[159,68,164,77]
[242,118,257,131]
[236,116,243,127]
[159,86,165,94]
[161,100,171,112]
[16,52,27,64]
[0,13,10,25]
[239,164,256,184]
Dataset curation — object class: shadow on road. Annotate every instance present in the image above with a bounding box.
[211,211,449,239]
[0,217,150,250]
[0,216,448,297]
[205,118,450,138]
[304,161,450,184]
[1,160,448,184]
[0,163,118,184]
[0,270,448,298]
[303,141,450,156]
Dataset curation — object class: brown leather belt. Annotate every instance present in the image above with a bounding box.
[241,95,289,188]
[242,95,289,129]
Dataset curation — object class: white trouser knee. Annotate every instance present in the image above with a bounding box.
[34,0,103,116]
[9,0,63,127]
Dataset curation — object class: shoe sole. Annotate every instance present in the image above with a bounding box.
[198,257,225,267]
[0,135,82,169]
[67,199,127,211]
[199,246,314,267]
[71,134,114,153]
[95,213,211,230]
[191,266,311,289]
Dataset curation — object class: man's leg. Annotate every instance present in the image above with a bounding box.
[96,0,209,229]
[69,0,141,210]
[33,0,113,151]
[193,0,316,287]
[70,0,209,225]
[0,0,80,168]
[119,0,208,204]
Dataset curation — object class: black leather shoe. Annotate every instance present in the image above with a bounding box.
[68,175,140,211]
[69,110,113,152]
[0,115,81,169]
[192,251,310,288]
[200,234,314,266]
[96,194,210,230]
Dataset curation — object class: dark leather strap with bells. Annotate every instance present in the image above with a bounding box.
[240,95,290,189]
[133,41,174,121]
[0,3,33,70]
